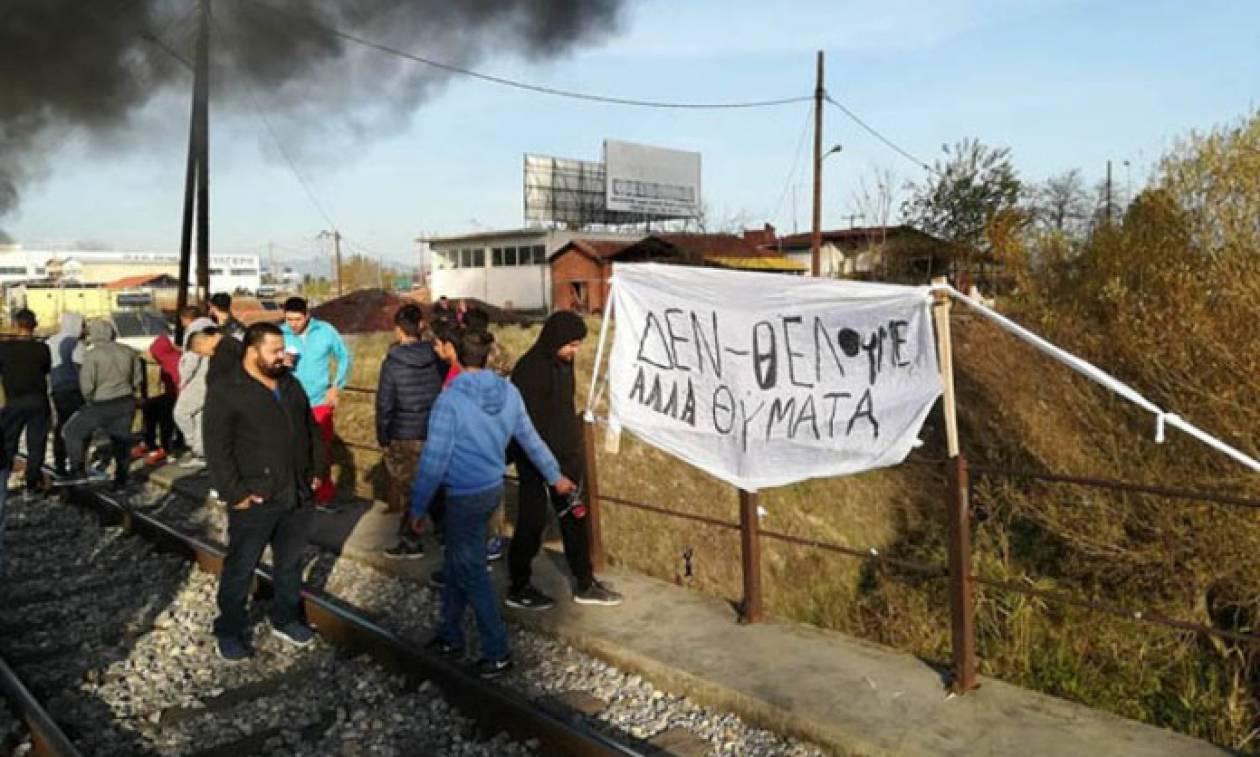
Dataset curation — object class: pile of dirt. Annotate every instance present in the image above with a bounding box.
[312,289,531,334]
[312,289,403,334]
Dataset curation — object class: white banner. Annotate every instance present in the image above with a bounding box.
[606,264,943,490]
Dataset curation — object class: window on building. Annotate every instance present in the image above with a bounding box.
[0,266,26,275]
[503,246,517,266]
[532,245,546,265]
[230,268,255,276]
[209,268,225,276]
[492,247,504,266]
[471,248,485,268]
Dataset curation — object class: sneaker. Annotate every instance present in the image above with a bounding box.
[505,585,555,611]
[271,622,316,647]
[428,569,446,589]
[383,540,425,560]
[179,456,207,469]
[485,536,507,562]
[424,637,464,659]
[574,579,624,607]
[129,443,148,460]
[207,488,220,502]
[55,467,93,486]
[144,449,168,465]
[476,657,513,679]
[314,502,338,514]
[216,634,251,662]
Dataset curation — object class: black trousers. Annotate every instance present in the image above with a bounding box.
[508,462,593,593]
[51,388,84,473]
[214,488,312,638]
[142,393,181,452]
[1,395,50,489]
[62,397,136,484]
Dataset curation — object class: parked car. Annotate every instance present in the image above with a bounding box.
[106,310,170,353]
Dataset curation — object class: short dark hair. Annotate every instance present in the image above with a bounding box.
[209,292,232,310]
[394,304,424,339]
[282,296,308,314]
[13,308,36,330]
[179,305,202,321]
[463,306,490,333]
[456,329,494,369]
[244,321,284,349]
[430,319,460,347]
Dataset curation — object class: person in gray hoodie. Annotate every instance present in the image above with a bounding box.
[61,320,144,488]
[46,312,85,475]
[174,325,221,464]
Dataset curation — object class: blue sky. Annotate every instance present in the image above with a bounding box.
[7,0,1258,269]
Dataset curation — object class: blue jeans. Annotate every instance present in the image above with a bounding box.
[438,486,509,662]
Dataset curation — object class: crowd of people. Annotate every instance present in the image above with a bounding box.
[0,293,621,678]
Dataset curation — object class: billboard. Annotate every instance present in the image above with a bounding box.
[604,140,701,218]
[524,154,634,227]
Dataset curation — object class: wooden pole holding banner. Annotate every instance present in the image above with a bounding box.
[738,489,764,624]
[580,414,606,573]
[931,276,978,693]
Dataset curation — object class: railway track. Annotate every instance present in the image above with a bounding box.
[0,478,643,757]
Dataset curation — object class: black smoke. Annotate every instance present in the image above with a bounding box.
[0,0,625,236]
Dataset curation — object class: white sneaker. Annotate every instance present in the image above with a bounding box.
[180,456,207,469]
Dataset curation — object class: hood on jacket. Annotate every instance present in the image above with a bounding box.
[533,311,588,357]
[49,312,85,374]
[449,370,507,415]
[389,340,438,370]
[183,317,217,348]
[86,320,116,345]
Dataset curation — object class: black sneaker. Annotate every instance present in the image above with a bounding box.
[428,569,446,589]
[383,540,425,560]
[314,503,338,514]
[505,585,555,611]
[574,579,623,606]
[424,636,464,659]
[476,657,513,679]
[216,634,251,662]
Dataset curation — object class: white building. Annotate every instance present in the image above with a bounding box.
[0,246,261,294]
[425,228,641,312]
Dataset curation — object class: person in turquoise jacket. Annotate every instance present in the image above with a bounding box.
[281,296,351,507]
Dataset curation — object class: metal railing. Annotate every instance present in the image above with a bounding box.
[331,382,1260,695]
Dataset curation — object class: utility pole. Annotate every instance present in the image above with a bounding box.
[810,50,825,278]
[1104,160,1113,229]
[176,0,210,335]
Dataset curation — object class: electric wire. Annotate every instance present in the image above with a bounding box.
[227,0,811,110]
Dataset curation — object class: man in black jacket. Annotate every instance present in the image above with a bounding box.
[376,304,444,559]
[507,311,622,609]
[0,309,51,495]
[204,322,327,661]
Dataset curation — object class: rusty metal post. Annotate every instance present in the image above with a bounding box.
[738,489,763,623]
[580,415,606,572]
[946,454,978,693]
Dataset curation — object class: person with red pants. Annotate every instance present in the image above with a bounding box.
[280,297,350,511]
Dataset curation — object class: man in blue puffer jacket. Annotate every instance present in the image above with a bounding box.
[376,304,444,559]
[409,329,574,679]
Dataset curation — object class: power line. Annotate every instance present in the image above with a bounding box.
[228,0,811,110]
[209,11,342,235]
[770,103,814,225]
[825,94,934,173]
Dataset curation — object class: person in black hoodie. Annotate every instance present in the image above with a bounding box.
[376,304,444,559]
[507,311,622,609]
[203,322,327,662]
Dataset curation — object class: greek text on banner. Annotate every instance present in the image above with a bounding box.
[606,263,943,491]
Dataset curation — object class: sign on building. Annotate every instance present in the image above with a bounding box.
[603,140,701,219]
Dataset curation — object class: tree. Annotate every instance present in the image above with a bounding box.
[1031,169,1091,238]
[901,138,1022,251]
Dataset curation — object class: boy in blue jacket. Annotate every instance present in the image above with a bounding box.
[409,330,574,678]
